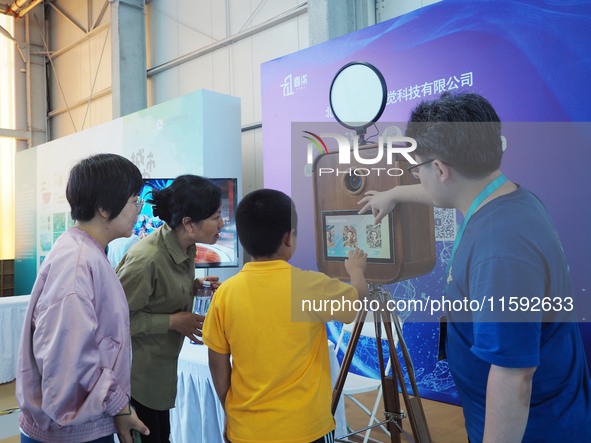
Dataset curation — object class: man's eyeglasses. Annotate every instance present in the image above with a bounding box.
[407,158,436,173]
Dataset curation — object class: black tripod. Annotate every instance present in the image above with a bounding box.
[331,284,432,443]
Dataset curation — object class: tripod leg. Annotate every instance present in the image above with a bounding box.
[374,310,402,443]
[380,307,433,443]
[382,375,402,443]
[391,311,432,443]
[331,286,432,443]
[331,310,368,416]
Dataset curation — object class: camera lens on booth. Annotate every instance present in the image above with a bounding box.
[343,174,364,193]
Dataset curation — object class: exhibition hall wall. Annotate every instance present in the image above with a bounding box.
[261,0,591,404]
[14,89,242,295]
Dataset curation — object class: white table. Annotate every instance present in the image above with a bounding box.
[170,340,226,443]
[170,338,347,443]
[0,295,30,383]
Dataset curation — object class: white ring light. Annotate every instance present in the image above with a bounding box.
[329,62,387,132]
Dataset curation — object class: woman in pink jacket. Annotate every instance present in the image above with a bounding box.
[16,154,150,443]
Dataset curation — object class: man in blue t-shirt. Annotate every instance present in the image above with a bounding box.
[359,92,591,442]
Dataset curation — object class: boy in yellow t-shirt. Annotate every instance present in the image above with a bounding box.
[203,189,368,443]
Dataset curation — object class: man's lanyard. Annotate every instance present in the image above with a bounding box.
[447,174,507,280]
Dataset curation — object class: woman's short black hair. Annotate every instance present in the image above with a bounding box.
[236,189,298,257]
[66,153,143,222]
[149,175,221,228]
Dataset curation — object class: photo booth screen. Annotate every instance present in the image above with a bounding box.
[136,178,239,268]
[322,210,394,263]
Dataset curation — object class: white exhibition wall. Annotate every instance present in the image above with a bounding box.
[14,89,242,295]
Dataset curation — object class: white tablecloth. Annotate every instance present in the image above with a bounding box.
[0,295,30,384]
[170,338,346,443]
[170,341,226,443]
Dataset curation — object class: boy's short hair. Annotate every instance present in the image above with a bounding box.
[66,153,143,222]
[406,91,503,178]
[236,189,298,258]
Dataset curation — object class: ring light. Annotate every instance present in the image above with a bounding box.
[329,62,387,142]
